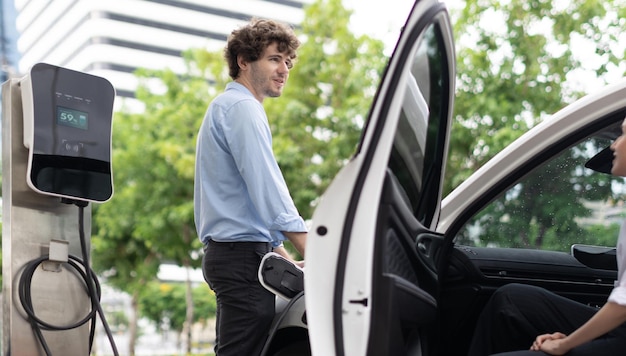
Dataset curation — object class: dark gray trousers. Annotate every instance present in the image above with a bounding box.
[467,283,626,356]
[202,240,274,356]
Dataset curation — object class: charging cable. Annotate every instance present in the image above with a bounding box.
[17,199,119,355]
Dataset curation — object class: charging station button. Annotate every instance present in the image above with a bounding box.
[61,139,84,155]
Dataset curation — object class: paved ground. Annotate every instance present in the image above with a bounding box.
[94,331,213,355]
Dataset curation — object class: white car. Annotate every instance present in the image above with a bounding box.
[259,0,626,355]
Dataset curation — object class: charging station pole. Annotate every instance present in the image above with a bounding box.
[2,79,91,354]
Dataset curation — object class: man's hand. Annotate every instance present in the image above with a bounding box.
[274,245,304,267]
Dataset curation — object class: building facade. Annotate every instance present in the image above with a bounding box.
[1,0,19,81]
[13,0,309,103]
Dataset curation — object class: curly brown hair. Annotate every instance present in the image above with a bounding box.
[224,18,301,80]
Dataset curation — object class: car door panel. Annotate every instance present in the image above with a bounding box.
[367,169,441,355]
[365,12,455,355]
[306,0,455,354]
[447,245,616,291]
[378,169,440,289]
[416,232,444,275]
[437,244,617,355]
[572,244,618,270]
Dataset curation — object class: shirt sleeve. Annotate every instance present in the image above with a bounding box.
[222,99,308,240]
[608,220,626,306]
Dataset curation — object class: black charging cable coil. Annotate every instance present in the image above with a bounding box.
[17,201,119,355]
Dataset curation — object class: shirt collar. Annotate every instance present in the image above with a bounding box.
[227,81,254,98]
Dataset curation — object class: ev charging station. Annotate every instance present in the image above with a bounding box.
[2,63,116,355]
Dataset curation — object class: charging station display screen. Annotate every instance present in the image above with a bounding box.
[23,63,115,202]
[57,106,88,130]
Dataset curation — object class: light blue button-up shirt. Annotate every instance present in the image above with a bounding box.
[194,82,308,247]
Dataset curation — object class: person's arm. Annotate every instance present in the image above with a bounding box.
[532,301,626,355]
[282,231,306,257]
[273,231,306,268]
[534,215,626,355]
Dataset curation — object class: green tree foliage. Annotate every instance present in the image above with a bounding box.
[446,0,626,194]
[92,52,222,353]
[105,309,130,333]
[266,0,387,219]
[446,0,626,250]
[138,281,216,333]
[583,223,621,247]
[456,138,622,250]
[92,58,211,273]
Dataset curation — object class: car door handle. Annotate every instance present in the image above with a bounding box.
[418,240,430,256]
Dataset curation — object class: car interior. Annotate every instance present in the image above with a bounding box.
[371,78,626,355]
[436,108,626,355]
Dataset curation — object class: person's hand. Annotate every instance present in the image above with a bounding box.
[530,332,568,355]
[294,260,305,269]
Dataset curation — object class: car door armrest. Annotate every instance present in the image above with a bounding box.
[571,244,617,271]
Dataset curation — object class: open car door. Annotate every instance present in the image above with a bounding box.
[306,0,456,355]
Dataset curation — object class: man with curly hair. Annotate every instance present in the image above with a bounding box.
[194,18,307,356]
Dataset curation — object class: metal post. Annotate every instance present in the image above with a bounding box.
[2,79,91,355]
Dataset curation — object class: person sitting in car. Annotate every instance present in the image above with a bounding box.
[467,117,626,356]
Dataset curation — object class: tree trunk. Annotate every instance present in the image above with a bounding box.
[129,290,139,356]
[185,266,194,354]
[183,224,195,354]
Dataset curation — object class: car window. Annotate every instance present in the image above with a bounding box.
[387,21,450,226]
[455,131,626,252]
